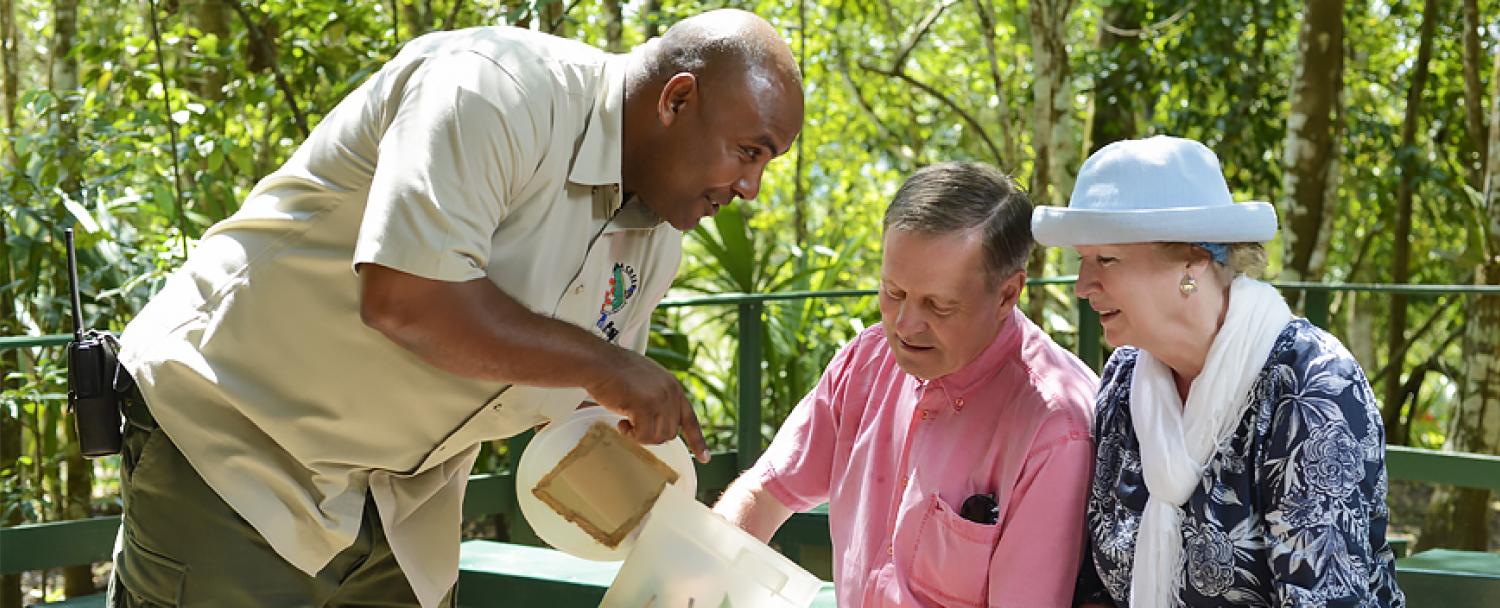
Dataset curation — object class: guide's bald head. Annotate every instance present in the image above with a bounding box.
[642,9,802,97]
[622,9,805,230]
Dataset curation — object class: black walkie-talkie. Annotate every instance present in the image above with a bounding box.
[65,228,126,457]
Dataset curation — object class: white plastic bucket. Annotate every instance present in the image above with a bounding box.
[600,484,822,608]
[516,405,697,561]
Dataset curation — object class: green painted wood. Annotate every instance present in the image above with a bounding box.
[653,281,1500,310]
[0,334,70,350]
[0,515,119,574]
[1397,549,1500,608]
[460,473,516,521]
[1399,549,1500,576]
[1303,288,1330,330]
[693,449,740,502]
[456,540,837,607]
[737,300,764,473]
[1386,446,1500,493]
[1387,533,1414,559]
[35,594,105,608]
[775,504,830,548]
[19,446,1500,608]
[456,540,615,607]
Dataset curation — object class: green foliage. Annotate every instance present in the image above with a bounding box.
[658,202,878,449]
[1,0,1495,545]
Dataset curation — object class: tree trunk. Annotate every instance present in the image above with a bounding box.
[1280,0,1345,303]
[0,399,20,608]
[1460,0,1487,188]
[1087,0,1143,154]
[64,447,95,596]
[51,0,79,197]
[183,0,231,220]
[50,0,96,595]
[0,176,19,599]
[541,0,569,37]
[0,198,18,608]
[792,0,807,252]
[499,0,530,29]
[973,0,1018,169]
[0,9,18,602]
[1026,0,1077,208]
[1417,50,1500,554]
[189,0,230,100]
[0,0,17,168]
[641,0,660,39]
[1024,0,1077,321]
[1382,0,1438,443]
[603,0,624,53]
[1347,292,1378,370]
[401,0,433,38]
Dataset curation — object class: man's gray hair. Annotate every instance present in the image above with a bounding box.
[883,162,1034,285]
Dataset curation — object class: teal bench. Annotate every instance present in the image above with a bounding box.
[17,445,1495,606]
[455,540,837,607]
[1385,445,1500,607]
[9,450,839,607]
[1395,549,1500,608]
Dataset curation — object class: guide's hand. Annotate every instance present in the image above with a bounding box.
[584,351,710,463]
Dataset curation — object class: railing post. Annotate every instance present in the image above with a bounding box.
[504,430,540,544]
[1304,288,1330,329]
[736,300,764,473]
[1077,296,1102,371]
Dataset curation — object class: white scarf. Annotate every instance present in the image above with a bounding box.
[1128,276,1291,608]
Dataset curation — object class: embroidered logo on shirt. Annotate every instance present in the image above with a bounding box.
[596,263,638,343]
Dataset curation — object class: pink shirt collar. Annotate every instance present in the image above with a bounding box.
[914,309,1025,412]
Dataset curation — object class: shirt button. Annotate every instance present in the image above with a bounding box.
[887,545,894,556]
[900,475,909,487]
[954,397,965,410]
[574,284,584,295]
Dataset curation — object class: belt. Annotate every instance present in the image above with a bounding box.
[120,372,157,432]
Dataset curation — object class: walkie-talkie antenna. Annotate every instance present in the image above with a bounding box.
[65,228,84,341]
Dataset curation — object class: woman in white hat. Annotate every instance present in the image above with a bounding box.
[1033,136,1405,607]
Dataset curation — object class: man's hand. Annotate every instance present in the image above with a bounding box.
[584,351,710,463]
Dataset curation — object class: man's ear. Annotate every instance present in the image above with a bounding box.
[658,72,698,127]
[997,270,1026,313]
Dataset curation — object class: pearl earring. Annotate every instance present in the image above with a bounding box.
[1179,273,1198,295]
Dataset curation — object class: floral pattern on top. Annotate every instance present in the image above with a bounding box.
[1078,320,1405,607]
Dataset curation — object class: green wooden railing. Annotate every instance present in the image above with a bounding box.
[6,279,1500,471]
[653,279,1500,470]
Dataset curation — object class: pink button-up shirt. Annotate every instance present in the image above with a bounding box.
[750,308,1098,607]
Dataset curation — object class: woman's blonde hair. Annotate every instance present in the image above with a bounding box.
[1157,242,1269,283]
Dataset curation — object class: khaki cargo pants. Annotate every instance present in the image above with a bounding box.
[106,390,455,607]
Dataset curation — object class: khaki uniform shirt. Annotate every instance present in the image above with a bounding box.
[119,27,681,608]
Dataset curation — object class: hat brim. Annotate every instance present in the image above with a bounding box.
[1031,202,1278,247]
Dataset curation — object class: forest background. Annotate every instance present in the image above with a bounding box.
[3,0,1499,604]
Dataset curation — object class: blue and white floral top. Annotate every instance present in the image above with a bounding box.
[1079,319,1405,607]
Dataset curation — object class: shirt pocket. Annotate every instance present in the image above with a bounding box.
[908,493,1001,608]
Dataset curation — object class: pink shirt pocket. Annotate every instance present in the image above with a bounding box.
[908,493,1001,608]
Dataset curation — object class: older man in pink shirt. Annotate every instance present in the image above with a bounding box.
[714,162,1099,607]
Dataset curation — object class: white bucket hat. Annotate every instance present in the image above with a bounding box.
[1031,135,1278,247]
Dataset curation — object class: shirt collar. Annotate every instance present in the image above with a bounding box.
[568,53,627,191]
[920,307,1025,412]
